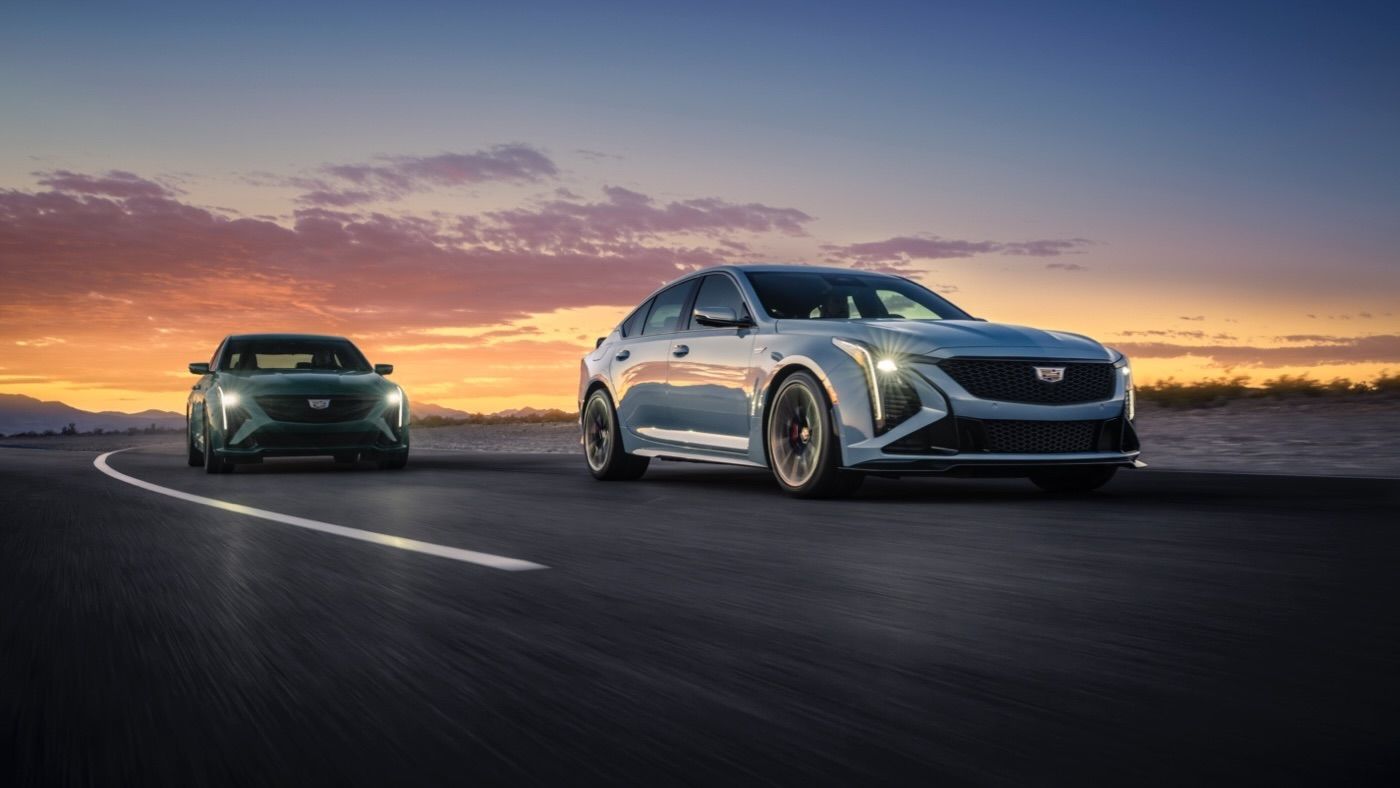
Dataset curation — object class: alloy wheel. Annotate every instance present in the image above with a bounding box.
[768,380,824,488]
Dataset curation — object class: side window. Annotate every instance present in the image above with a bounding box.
[688,275,749,329]
[641,281,698,336]
[621,299,653,338]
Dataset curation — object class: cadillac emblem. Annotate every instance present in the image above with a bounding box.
[1033,367,1066,383]
[308,399,331,410]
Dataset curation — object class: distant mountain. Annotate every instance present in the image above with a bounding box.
[495,406,554,418]
[0,394,184,435]
[412,402,473,419]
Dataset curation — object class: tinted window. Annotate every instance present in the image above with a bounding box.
[621,299,652,338]
[641,281,698,336]
[688,275,749,329]
[746,271,971,321]
[218,338,371,372]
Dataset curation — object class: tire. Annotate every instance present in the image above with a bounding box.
[187,416,204,467]
[764,372,864,498]
[1028,466,1117,493]
[203,416,234,474]
[582,389,649,480]
[378,453,408,470]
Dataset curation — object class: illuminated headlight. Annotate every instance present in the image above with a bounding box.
[217,388,240,431]
[1115,357,1135,422]
[832,338,886,430]
[387,387,405,427]
[876,358,899,373]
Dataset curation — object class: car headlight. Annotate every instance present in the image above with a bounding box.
[832,338,908,432]
[1112,353,1134,422]
[216,388,239,431]
[387,387,404,427]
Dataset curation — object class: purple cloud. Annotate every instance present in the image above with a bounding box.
[822,233,1092,267]
[1115,335,1400,366]
[33,170,175,200]
[298,144,559,206]
[481,186,813,252]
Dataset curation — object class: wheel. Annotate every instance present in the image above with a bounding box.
[764,372,864,498]
[187,416,204,467]
[582,389,649,480]
[377,453,408,470]
[203,416,234,474]
[1028,466,1117,493]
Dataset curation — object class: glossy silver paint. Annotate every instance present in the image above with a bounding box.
[578,265,1140,473]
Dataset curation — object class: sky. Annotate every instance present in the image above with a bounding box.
[1,0,1398,413]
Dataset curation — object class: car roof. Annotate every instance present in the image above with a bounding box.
[224,333,353,342]
[697,263,903,277]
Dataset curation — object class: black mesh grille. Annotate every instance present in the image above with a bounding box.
[981,419,1099,453]
[939,359,1114,404]
[255,395,379,423]
[253,430,382,448]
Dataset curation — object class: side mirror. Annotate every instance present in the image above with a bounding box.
[375,363,394,376]
[188,362,210,375]
[694,306,754,328]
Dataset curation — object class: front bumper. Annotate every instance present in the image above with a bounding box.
[833,352,1141,473]
[214,400,409,461]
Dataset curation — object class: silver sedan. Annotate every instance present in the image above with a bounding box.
[579,265,1141,497]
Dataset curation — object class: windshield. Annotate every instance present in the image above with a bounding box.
[746,271,971,321]
[217,338,371,372]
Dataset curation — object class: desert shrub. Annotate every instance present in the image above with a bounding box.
[1137,376,1252,408]
[1372,371,1400,394]
[1259,374,1331,398]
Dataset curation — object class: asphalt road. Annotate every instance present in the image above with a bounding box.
[2,445,1398,785]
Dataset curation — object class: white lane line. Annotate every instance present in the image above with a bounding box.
[93,448,547,572]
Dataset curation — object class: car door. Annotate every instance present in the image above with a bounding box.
[613,280,698,439]
[661,273,758,452]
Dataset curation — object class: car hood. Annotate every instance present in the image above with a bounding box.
[216,370,393,395]
[775,319,1115,360]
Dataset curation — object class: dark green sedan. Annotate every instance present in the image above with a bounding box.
[186,334,409,473]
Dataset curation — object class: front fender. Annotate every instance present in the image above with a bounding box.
[749,343,879,468]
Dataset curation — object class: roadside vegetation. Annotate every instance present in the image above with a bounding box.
[0,422,177,439]
[1139,372,1400,408]
[410,409,576,428]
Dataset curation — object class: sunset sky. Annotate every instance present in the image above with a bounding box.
[2,0,1398,414]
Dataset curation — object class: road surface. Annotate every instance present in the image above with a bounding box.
[2,444,1397,785]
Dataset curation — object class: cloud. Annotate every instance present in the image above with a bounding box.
[1114,335,1400,366]
[481,186,813,252]
[14,337,67,347]
[34,170,175,200]
[296,144,559,206]
[1179,315,1205,321]
[1046,262,1088,271]
[0,171,787,342]
[821,233,1092,267]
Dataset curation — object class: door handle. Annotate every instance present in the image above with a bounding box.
[615,349,630,361]
[672,344,689,357]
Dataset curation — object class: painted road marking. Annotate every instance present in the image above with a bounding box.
[93,448,547,571]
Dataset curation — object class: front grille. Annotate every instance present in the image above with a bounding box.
[980,419,1099,453]
[253,430,382,449]
[939,359,1114,404]
[255,395,379,423]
